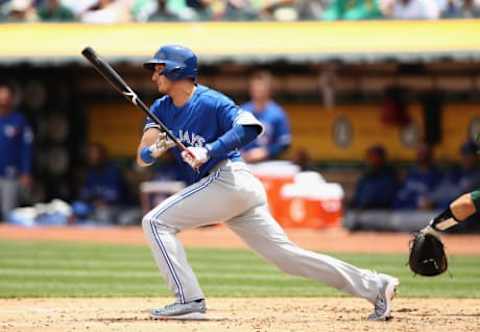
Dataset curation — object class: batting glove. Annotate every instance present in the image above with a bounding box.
[181,146,210,169]
[150,132,176,158]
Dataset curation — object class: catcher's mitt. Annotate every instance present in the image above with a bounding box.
[408,230,448,277]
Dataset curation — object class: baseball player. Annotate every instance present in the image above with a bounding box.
[241,70,291,163]
[0,82,33,220]
[138,45,399,321]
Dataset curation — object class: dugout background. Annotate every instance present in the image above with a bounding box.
[0,21,479,209]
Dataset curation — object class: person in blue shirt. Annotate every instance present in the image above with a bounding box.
[74,143,129,224]
[137,44,398,321]
[394,144,444,210]
[79,143,127,206]
[241,70,291,163]
[431,140,480,210]
[0,82,33,220]
[352,145,398,209]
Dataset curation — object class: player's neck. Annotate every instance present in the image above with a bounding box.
[170,83,196,108]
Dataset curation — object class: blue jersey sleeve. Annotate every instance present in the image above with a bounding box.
[273,110,291,146]
[207,125,259,159]
[216,97,263,135]
[268,110,291,157]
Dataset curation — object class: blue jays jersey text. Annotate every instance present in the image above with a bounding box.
[145,85,248,185]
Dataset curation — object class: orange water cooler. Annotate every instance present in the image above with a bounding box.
[250,161,299,222]
[281,197,343,228]
[280,172,344,229]
[251,163,344,229]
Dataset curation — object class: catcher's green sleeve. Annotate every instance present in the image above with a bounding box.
[471,189,480,212]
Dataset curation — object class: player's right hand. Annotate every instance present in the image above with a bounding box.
[150,132,175,158]
[181,146,209,170]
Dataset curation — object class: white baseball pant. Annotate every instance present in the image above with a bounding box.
[142,160,383,303]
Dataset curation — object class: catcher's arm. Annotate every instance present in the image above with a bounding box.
[407,192,478,277]
[424,137,480,233]
[423,191,478,233]
[410,189,480,277]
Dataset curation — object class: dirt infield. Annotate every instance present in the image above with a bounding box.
[1,224,480,254]
[1,225,480,332]
[1,297,479,332]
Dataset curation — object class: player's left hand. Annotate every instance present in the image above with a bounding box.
[181,146,209,169]
[150,132,176,158]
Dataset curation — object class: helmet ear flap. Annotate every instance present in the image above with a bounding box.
[166,66,183,81]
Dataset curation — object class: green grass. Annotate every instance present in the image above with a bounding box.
[0,239,479,298]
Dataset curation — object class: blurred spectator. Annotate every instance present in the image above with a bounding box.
[296,0,331,20]
[394,144,444,210]
[183,0,214,20]
[74,143,129,224]
[257,0,298,21]
[130,0,156,21]
[61,0,98,17]
[351,145,398,209]
[430,140,480,209]
[39,112,72,201]
[37,0,75,21]
[381,86,411,128]
[450,140,480,193]
[440,0,462,16]
[463,0,480,17]
[144,0,185,21]
[458,140,480,190]
[4,0,38,21]
[0,82,34,220]
[323,0,383,20]
[0,1,8,21]
[222,0,260,21]
[441,0,480,18]
[80,0,131,23]
[380,0,440,19]
[292,148,314,171]
[1,0,476,21]
[241,70,291,163]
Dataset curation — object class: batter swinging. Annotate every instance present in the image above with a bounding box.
[138,45,399,321]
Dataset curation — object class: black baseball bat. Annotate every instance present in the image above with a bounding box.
[81,46,190,154]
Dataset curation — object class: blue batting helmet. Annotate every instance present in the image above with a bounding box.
[143,45,198,81]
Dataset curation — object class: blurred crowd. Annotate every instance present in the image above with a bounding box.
[0,0,479,23]
[351,141,480,211]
